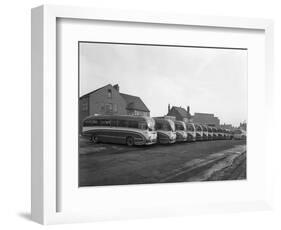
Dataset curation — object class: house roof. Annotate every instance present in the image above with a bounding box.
[80,84,110,98]
[120,93,150,112]
[170,106,191,119]
[80,84,150,113]
[194,112,214,116]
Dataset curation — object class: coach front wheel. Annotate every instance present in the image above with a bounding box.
[91,136,99,144]
[126,136,134,146]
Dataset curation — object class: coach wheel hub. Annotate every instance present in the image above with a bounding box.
[126,137,134,146]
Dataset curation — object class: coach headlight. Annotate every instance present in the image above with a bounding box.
[147,132,156,140]
[170,132,176,140]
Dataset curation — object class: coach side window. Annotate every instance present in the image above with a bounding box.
[162,123,171,131]
[99,119,110,126]
[139,122,148,130]
[128,120,139,129]
[155,122,162,130]
[83,119,98,126]
[111,120,118,127]
[118,120,128,128]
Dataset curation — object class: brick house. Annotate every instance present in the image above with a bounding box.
[79,84,150,132]
[192,112,220,127]
[220,123,234,130]
[166,104,192,122]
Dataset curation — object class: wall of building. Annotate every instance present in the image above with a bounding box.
[79,84,152,132]
[167,106,191,122]
[166,109,182,121]
[79,85,128,132]
[88,85,128,116]
[127,110,150,116]
[220,124,234,130]
[79,96,90,132]
[192,113,220,127]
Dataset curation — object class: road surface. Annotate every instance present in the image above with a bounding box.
[79,138,246,187]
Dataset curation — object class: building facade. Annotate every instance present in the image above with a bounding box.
[239,122,247,131]
[79,84,150,132]
[192,112,220,127]
[220,123,234,130]
[166,105,192,122]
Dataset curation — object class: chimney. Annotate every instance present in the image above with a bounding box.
[168,104,171,113]
[187,106,190,114]
[113,84,119,92]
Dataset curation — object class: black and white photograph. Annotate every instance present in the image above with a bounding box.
[78,42,247,187]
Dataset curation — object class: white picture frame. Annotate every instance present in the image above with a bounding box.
[31,5,274,225]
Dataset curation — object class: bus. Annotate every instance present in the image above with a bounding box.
[82,115,157,146]
[174,121,188,142]
[201,125,209,141]
[233,129,247,140]
[229,130,234,139]
[228,129,233,139]
[195,124,204,141]
[186,123,196,142]
[154,118,177,144]
[224,129,231,140]
[207,126,213,140]
[212,127,219,140]
[217,127,224,140]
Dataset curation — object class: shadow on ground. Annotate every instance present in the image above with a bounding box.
[18,212,32,221]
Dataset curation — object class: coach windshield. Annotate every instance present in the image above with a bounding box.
[167,120,175,132]
[195,125,202,131]
[187,124,195,131]
[175,122,186,131]
[146,118,155,131]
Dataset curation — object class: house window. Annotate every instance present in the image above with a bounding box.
[113,104,118,113]
[105,103,113,113]
[107,89,112,98]
[82,102,88,112]
[134,111,145,116]
[100,103,105,112]
[127,110,133,115]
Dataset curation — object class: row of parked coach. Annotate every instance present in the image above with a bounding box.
[82,114,244,146]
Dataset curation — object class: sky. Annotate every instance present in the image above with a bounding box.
[79,42,247,127]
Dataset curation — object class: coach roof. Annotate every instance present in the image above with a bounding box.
[84,114,152,122]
